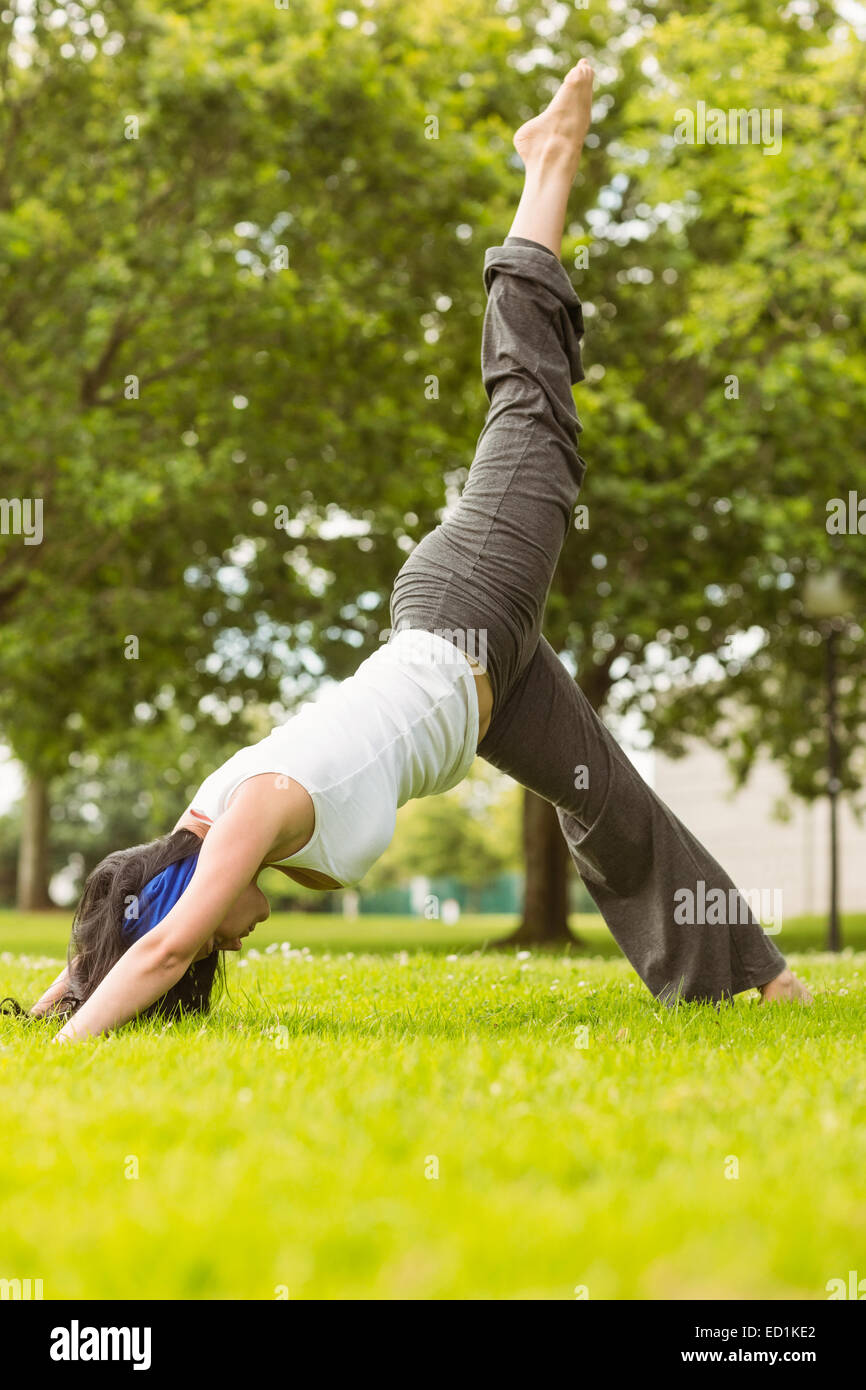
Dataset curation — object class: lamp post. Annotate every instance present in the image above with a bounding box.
[803,571,853,953]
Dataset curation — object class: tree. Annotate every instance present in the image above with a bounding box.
[620,12,866,806]
[3,0,862,942]
[0,0,520,902]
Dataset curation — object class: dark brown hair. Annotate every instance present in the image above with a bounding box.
[14,828,223,1024]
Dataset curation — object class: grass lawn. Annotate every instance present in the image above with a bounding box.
[1,910,864,1300]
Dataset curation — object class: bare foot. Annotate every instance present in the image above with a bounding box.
[759,968,814,1005]
[513,59,595,175]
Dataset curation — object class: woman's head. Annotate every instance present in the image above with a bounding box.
[190,877,269,959]
[56,827,266,1022]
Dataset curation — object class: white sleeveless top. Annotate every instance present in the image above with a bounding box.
[184,629,479,887]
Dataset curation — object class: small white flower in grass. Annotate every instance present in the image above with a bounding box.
[266,943,279,954]
[446,974,454,980]
[238,959,249,969]
[346,952,354,960]
[397,951,410,966]
[839,988,849,995]
[517,950,531,961]
[489,1082,502,1096]
[339,974,347,981]
[1,953,65,970]
[281,942,292,953]
[446,953,458,962]
[237,1088,253,1105]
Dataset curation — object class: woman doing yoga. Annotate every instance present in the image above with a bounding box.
[29,59,810,1040]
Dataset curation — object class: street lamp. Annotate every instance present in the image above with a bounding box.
[803,570,854,953]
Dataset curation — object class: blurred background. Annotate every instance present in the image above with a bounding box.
[1,0,865,953]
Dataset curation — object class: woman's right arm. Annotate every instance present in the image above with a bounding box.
[30,963,74,1017]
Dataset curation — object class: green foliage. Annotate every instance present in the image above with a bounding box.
[0,0,519,781]
[548,4,866,805]
[362,762,522,892]
[2,0,864,869]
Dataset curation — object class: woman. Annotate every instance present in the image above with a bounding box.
[29,59,810,1041]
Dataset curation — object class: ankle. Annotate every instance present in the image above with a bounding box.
[760,968,792,992]
[522,138,581,180]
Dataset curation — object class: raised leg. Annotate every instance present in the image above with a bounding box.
[390,65,595,710]
[390,235,588,706]
[509,58,595,254]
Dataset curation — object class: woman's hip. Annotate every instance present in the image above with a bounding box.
[389,539,538,712]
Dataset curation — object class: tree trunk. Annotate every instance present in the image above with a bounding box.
[501,789,574,946]
[16,774,53,911]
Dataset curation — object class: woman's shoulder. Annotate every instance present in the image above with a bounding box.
[175,773,316,865]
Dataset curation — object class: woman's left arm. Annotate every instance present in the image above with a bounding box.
[53,786,287,1043]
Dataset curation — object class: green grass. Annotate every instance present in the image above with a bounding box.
[2,906,864,957]
[1,911,864,1300]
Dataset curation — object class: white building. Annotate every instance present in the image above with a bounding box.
[653,742,866,918]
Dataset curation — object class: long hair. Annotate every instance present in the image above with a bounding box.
[18,828,223,1024]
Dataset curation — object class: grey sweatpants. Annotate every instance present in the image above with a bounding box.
[390,237,786,1003]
